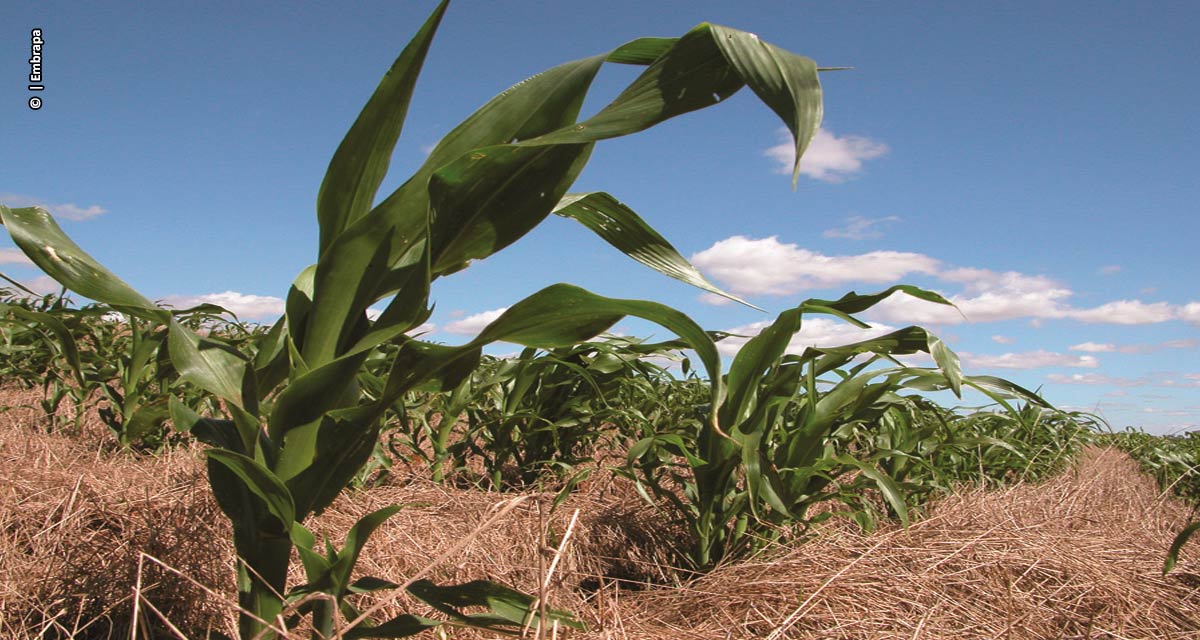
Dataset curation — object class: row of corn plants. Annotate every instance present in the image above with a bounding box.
[0,1,1116,634]
[1101,428,1200,572]
[1,1,868,636]
[0,284,237,446]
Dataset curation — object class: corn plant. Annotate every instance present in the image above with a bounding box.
[626,287,1069,569]
[2,0,835,635]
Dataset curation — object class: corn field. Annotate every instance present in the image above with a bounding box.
[1,2,1195,638]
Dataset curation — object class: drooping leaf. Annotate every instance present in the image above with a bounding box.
[710,25,822,188]
[0,206,160,316]
[554,192,759,309]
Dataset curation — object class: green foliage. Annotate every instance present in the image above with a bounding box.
[1,1,832,636]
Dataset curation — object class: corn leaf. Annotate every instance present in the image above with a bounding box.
[554,192,759,309]
[316,0,448,254]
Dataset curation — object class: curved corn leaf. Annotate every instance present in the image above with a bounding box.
[554,192,759,309]
[284,404,384,518]
[329,505,404,594]
[1165,520,1200,574]
[316,0,448,254]
[428,142,593,275]
[207,449,297,527]
[167,318,249,409]
[710,24,821,188]
[0,206,160,316]
[835,454,909,527]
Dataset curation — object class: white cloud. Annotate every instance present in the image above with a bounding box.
[0,193,107,221]
[443,307,508,336]
[1098,265,1122,275]
[692,237,1199,329]
[963,350,1100,370]
[0,248,33,266]
[160,291,285,319]
[991,335,1016,345]
[691,236,938,297]
[1064,300,1176,324]
[697,292,735,307]
[822,215,901,240]
[1179,302,1200,324]
[764,127,889,182]
[1069,339,1196,355]
[1070,342,1115,353]
[715,317,898,358]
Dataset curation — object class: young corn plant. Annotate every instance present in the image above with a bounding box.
[2,1,835,635]
[627,287,1062,569]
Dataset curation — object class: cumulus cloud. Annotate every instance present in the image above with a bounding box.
[159,291,285,320]
[691,236,938,298]
[1064,300,1176,324]
[764,128,889,182]
[691,237,1199,329]
[822,215,901,240]
[0,193,107,221]
[1179,302,1200,324]
[991,335,1016,345]
[962,350,1100,370]
[0,248,33,266]
[443,307,507,336]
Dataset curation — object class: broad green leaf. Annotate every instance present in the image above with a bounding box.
[304,226,393,366]
[316,0,449,254]
[710,25,822,188]
[167,319,248,409]
[0,206,160,316]
[835,455,910,527]
[207,449,297,527]
[428,142,593,275]
[269,351,369,439]
[926,333,962,397]
[521,25,744,146]
[284,404,384,518]
[329,505,404,593]
[554,192,759,309]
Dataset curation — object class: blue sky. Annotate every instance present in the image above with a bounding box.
[3,1,1197,434]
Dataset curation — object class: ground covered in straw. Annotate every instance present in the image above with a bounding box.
[2,386,1198,639]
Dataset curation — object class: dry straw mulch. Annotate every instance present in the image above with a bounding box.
[1,384,1198,638]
